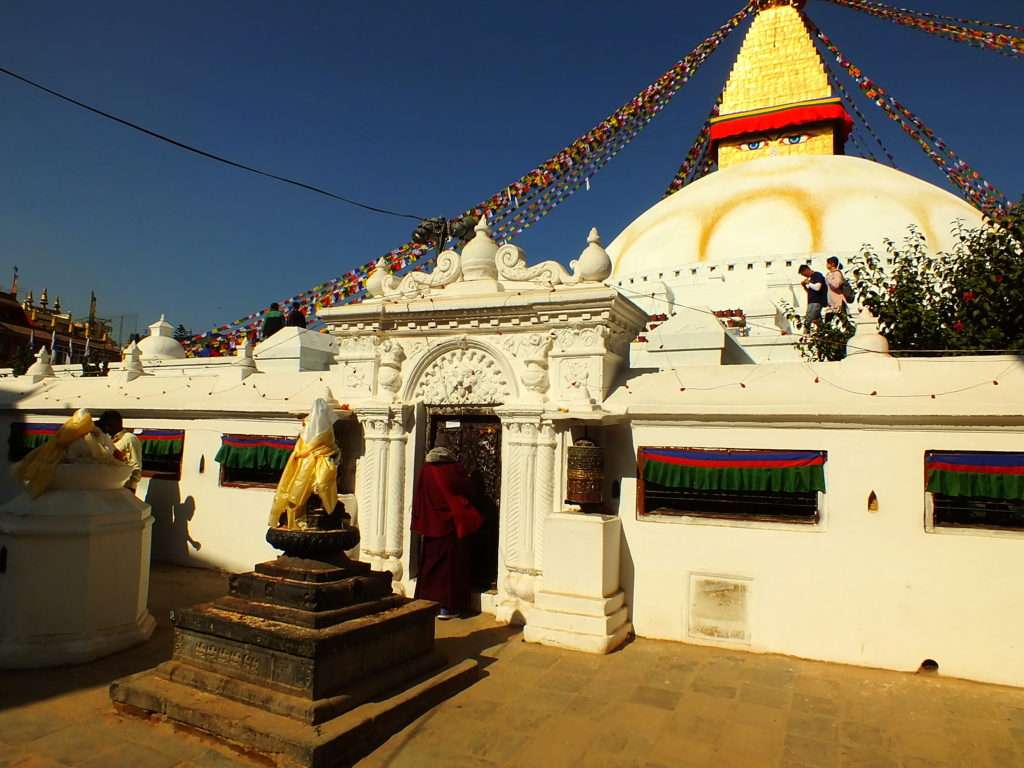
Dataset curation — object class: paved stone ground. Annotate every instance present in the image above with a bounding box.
[2,564,1024,768]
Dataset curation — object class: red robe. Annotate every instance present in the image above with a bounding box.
[411,462,483,613]
[410,462,483,539]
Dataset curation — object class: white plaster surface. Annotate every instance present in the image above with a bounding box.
[525,512,632,654]
[608,155,983,277]
[0,465,156,668]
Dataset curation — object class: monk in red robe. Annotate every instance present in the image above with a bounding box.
[412,446,483,619]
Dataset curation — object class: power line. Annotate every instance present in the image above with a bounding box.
[0,64,426,221]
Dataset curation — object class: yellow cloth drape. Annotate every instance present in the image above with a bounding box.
[268,428,339,528]
[13,410,97,498]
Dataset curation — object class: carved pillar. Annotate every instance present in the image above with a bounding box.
[355,410,390,566]
[383,413,408,583]
[496,411,545,615]
[533,421,556,572]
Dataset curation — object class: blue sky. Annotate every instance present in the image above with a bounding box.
[1,0,1021,337]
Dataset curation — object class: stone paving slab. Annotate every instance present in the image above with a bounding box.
[2,564,1024,767]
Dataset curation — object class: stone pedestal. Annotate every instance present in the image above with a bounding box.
[0,465,155,668]
[110,527,478,767]
[523,512,631,654]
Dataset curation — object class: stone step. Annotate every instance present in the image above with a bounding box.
[171,599,438,698]
[228,569,393,612]
[213,593,406,629]
[111,657,480,768]
[155,646,446,724]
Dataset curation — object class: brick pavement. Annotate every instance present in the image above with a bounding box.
[2,564,1023,767]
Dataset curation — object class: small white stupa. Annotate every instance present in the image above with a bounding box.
[137,314,186,360]
[0,409,155,668]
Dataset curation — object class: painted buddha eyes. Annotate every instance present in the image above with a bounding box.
[737,134,811,152]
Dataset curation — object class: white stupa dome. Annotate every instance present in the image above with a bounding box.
[137,314,186,360]
[607,155,983,278]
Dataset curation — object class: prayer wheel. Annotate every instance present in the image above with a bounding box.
[566,439,604,506]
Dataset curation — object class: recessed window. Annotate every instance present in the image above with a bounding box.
[8,422,59,462]
[637,447,825,523]
[216,434,295,488]
[136,429,186,481]
[926,451,1024,531]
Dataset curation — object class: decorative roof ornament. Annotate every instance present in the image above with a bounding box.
[23,346,55,382]
[121,341,146,382]
[571,228,612,283]
[138,314,186,360]
[459,215,499,281]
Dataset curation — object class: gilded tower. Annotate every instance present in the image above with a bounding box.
[711,0,851,169]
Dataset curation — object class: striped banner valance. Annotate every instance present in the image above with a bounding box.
[214,434,296,471]
[926,451,1024,501]
[640,448,827,494]
[136,429,185,457]
[9,423,60,453]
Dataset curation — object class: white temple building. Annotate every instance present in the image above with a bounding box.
[1,0,1022,687]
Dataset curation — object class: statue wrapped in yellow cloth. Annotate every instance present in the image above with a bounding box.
[13,408,121,499]
[268,398,340,529]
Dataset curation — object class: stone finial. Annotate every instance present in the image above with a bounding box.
[121,341,146,382]
[570,227,613,283]
[148,314,175,338]
[366,258,390,298]
[23,346,55,381]
[845,305,890,359]
[228,337,257,380]
[461,214,499,281]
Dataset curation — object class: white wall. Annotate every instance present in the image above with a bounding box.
[611,422,1024,688]
[1,413,303,574]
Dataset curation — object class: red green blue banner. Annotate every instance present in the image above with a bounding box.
[215,434,296,471]
[640,448,826,494]
[8,423,60,454]
[136,429,185,457]
[926,451,1024,500]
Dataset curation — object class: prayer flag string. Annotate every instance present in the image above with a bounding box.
[820,0,1024,57]
[805,13,1009,217]
[185,5,752,355]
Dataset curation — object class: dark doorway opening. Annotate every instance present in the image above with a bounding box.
[427,408,501,592]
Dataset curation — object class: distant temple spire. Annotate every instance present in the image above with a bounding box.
[89,291,97,322]
[710,0,851,169]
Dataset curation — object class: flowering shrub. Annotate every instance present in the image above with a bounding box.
[848,200,1024,354]
[782,301,855,362]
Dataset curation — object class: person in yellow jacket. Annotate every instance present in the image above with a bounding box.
[268,398,339,530]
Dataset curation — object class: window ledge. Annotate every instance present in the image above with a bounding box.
[638,511,824,532]
[924,523,1024,540]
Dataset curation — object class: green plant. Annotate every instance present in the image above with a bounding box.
[847,200,1024,354]
[782,301,855,362]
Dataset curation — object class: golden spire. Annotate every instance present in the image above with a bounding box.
[711,1,849,169]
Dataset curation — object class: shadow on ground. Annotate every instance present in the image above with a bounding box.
[434,616,519,672]
[0,563,228,712]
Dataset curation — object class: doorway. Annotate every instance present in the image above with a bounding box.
[427,408,501,592]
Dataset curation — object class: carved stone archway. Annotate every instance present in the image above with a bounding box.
[403,339,518,407]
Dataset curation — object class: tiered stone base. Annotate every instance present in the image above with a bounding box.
[111,554,478,767]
